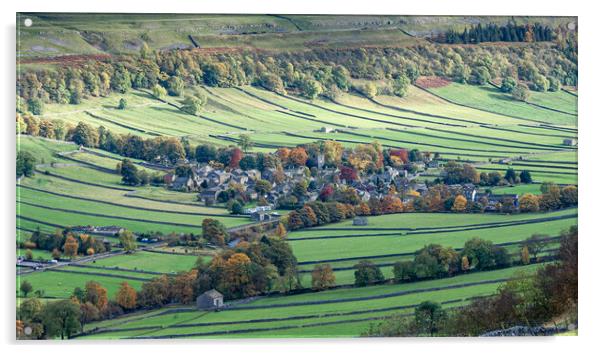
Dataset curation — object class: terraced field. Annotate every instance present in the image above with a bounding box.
[16,138,251,241]
[288,209,575,285]
[76,263,543,339]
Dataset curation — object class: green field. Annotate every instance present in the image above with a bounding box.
[428,83,577,126]
[78,263,542,339]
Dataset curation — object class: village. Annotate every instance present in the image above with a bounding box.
[161,149,521,222]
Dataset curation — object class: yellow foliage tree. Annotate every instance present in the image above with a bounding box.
[451,195,468,213]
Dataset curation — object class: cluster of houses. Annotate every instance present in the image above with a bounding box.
[162,159,519,218]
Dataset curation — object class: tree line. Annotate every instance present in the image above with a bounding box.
[363,226,577,336]
[17,32,577,115]
[438,22,555,44]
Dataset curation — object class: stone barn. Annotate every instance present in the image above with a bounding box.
[353,216,368,226]
[196,289,224,310]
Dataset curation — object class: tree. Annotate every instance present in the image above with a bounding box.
[392,74,411,97]
[254,179,272,195]
[354,261,384,286]
[72,122,99,147]
[16,151,36,178]
[27,98,44,115]
[274,222,287,239]
[63,235,79,259]
[195,144,217,163]
[120,159,140,186]
[461,256,470,272]
[167,76,185,96]
[311,264,336,290]
[361,82,378,99]
[500,76,517,93]
[504,168,517,183]
[116,282,137,310]
[119,230,137,253]
[85,281,108,311]
[512,83,530,101]
[524,233,550,261]
[289,147,308,167]
[20,280,33,297]
[78,302,99,332]
[451,195,467,212]
[202,218,229,246]
[181,94,206,115]
[518,193,540,212]
[560,185,578,207]
[51,248,61,260]
[117,98,128,110]
[237,134,253,152]
[521,246,530,265]
[41,300,80,339]
[414,301,446,337]
[393,261,417,282]
[519,170,532,184]
[152,84,167,99]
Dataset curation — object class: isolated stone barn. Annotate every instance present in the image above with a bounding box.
[196,289,224,310]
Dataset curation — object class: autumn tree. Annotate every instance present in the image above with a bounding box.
[78,302,99,332]
[171,270,198,304]
[519,193,540,212]
[461,256,470,272]
[63,235,79,259]
[85,281,108,312]
[115,282,137,310]
[311,264,336,290]
[451,195,467,212]
[521,246,531,265]
[274,222,287,239]
[289,147,308,167]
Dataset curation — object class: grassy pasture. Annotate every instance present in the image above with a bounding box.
[18,270,147,299]
[80,264,542,339]
[87,251,205,273]
[428,83,577,126]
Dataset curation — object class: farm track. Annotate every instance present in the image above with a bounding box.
[16,200,203,228]
[17,184,245,218]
